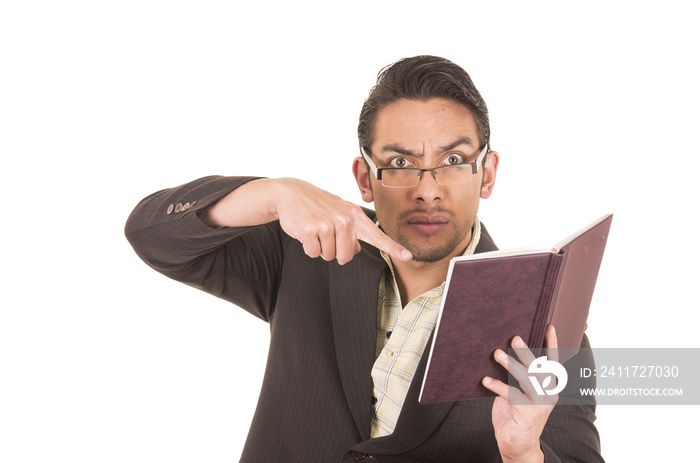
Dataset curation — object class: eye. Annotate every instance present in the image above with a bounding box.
[444,154,466,165]
[389,156,411,168]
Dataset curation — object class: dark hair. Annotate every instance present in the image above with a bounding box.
[358,55,490,155]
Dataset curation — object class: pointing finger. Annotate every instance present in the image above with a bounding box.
[356,216,412,262]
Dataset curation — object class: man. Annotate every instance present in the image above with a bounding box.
[125,56,603,462]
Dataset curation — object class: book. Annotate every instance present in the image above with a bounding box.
[418,214,613,404]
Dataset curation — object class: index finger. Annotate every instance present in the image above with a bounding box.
[355,215,412,262]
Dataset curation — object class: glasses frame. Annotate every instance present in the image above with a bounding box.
[360,143,489,188]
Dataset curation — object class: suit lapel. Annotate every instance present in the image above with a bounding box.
[328,243,455,453]
[328,245,386,440]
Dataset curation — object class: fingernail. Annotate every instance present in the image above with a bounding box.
[400,249,412,260]
[496,349,508,361]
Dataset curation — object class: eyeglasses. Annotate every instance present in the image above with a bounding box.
[360,144,488,188]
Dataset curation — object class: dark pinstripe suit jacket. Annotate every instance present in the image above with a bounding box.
[125,176,603,462]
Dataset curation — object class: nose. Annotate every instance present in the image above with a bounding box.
[413,169,442,204]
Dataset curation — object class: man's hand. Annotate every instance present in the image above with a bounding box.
[200,178,412,265]
[481,325,559,463]
[272,178,412,265]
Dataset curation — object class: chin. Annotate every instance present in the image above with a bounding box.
[402,239,461,263]
[408,249,454,263]
[385,221,471,263]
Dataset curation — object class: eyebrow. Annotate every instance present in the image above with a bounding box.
[380,137,476,157]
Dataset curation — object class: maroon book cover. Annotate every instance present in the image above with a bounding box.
[419,215,612,404]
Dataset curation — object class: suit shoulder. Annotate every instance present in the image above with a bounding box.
[361,206,377,222]
[476,222,498,253]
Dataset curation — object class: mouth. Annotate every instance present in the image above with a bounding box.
[406,214,450,235]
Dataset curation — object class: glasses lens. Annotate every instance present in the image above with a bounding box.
[382,169,420,187]
[435,165,474,185]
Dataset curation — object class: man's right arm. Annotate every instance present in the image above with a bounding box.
[125,175,409,319]
[125,176,287,321]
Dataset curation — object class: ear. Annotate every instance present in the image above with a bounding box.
[352,156,374,203]
[480,150,499,199]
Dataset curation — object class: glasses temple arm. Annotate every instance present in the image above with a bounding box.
[473,144,489,174]
[360,146,379,177]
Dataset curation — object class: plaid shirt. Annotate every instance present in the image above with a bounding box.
[370,218,482,438]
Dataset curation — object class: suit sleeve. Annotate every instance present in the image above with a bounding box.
[540,333,604,462]
[124,175,289,322]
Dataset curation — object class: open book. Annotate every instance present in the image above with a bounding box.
[418,214,613,404]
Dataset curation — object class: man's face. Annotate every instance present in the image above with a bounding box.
[354,98,498,263]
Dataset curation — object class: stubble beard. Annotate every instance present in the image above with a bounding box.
[386,208,474,263]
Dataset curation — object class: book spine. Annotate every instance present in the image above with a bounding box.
[545,250,569,329]
[528,253,563,354]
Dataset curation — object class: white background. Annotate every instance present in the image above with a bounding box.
[2,1,698,461]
